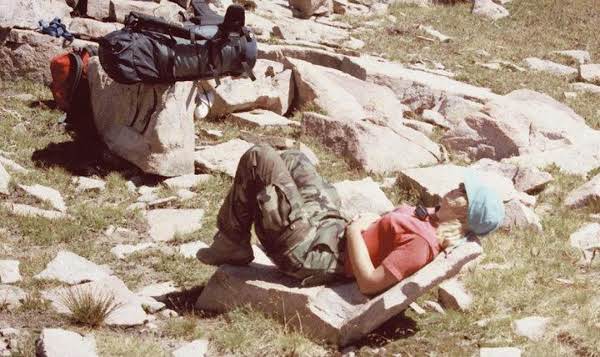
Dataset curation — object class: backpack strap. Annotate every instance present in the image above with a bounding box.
[67,52,84,104]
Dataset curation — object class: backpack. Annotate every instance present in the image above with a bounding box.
[98,4,257,85]
[50,47,100,141]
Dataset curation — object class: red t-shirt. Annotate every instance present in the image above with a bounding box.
[344,205,442,281]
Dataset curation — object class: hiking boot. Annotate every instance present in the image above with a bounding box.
[196,232,253,266]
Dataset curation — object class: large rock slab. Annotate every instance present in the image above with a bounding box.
[0,155,27,174]
[290,58,406,123]
[162,174,211,190]
[333,177,394,219]
[472,0,509,20]
[0,260,21,284]
[35,251,112,285]
[88,57,197,177]
[523,58,578,78]
[86,0,111,20]
[0,163,9,195]
[512,316,551,341]
[0,29,97,85]
[68,18,123,39]
[36,328,97,357]
[206,60,294,116]
[438,278,472,311]
[0,0,72,30]
[197,238,482,346]
[564,173,600,209]
[194,139,254,177]
[18,184,66,213]
[470,158,553,194]
[442,89,599,161]
[42,276,148,326]
[569,223,600,264]
[4,203,69,220]
[302,112,440,174]
[288,0,333,18]
[230,110,298,128]
[502,199,543,233]
[570,82,600,94]
[0,285,26,311]
[145,209,204,242]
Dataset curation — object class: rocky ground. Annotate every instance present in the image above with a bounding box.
[1,0,600,356]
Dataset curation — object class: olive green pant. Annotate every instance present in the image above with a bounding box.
[216,144,347,285]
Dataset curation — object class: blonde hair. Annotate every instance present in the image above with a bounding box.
[436,194,469,249]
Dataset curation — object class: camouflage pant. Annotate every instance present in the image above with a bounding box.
[216,144,348,285]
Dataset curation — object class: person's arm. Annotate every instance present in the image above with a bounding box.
[345,214,398,295]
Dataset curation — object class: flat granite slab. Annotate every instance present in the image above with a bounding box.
[196,237,482,346]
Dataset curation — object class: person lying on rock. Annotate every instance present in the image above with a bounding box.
[196,144,504,295]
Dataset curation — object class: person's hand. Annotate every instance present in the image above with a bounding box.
[347,212,380,233]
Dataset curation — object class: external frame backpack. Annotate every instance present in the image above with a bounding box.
[98,4,257,85]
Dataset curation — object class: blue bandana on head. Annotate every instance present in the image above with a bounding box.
[463,170,505,236]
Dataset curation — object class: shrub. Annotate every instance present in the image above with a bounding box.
[59,287,121,327]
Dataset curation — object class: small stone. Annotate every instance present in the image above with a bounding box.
[138,295,165,314]
[298,143,320,166]
[0,285,26,310]
[418,25,451,43]
[569,223,600,264]
[172,339,209,357]
[0,260,21,284]
[570,82,600,94]
[163,174,212,190]
[194,139,254,177]
[438,279,473,311]
[564,173,600,209]
[111,243,156,260]
[523,57,578,78]
[126,181,137,193]
[127,202,147,212]
[472,0,509,20]
[0,164,10,195]
[479,347,522,357]
[35,250,112,285]
[513,167,553,194]
[409,302,426,315]
[0,156,27,174]
[176,189,197,200]
[513,316,551,341]
[18,184,66,212]
[229,110,298,128]
[552,50,591,65]
[36,328,98,357]
[147,196,178,209]
[579,63,600,85]
[145,322,159,330]
[137,281,178,298]
[4,203,68,220]
[422,109,451,129]
[423,300,446,314]
[178,241,209,259]
[342,37,365,50]
[159,309,179,318]
[145,209,204,242]
[502,199,543,233]
[73,177,106,193]
[564,91,578,99]
[198,128,223,139]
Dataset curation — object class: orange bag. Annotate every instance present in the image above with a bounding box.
[50,48,93,111]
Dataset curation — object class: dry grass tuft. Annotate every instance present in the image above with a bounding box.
[59,287,122,327]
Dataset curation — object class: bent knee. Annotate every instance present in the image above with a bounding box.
[240,144,279,166]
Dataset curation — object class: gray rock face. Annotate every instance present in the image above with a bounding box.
[196,239,483,346]
[569,223,600,264]
[110,0,183,23]
[0,164,9,195]
[288,0,333,18]
[42,276,148,326]
[172,339,209,357]
[438,278,472,311]
[68,18,123,38]
[111,243,156,260]
[18,184,66,213]
[0,0,72,30]
[472,0,509,20]
[523,58,578,78]
[513,167,553,194]
[0,29,97,85]
[0,285,26,311]
[0,260,21,284]
[512,316,551,341]
[302,112,440,174]
[502,199,543,233]
[579,64,600,85]
[35,251,112,285]
[36,328,97,357]
[570,82,600,94]
[207,60,294,116]
[86,0,111,20]
[333,177,394,219]
[194,139,254,177]
[73,177,106,193]
[136,281,178,298]
[442,89,598,161]
[0,155,27,174]
[178,241,209,259]
[564,173,600,209]
[145,209,204,242]
[88,57,197,177]
[163,174,211,190]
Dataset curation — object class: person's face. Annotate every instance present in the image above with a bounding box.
[436,185,467,223]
